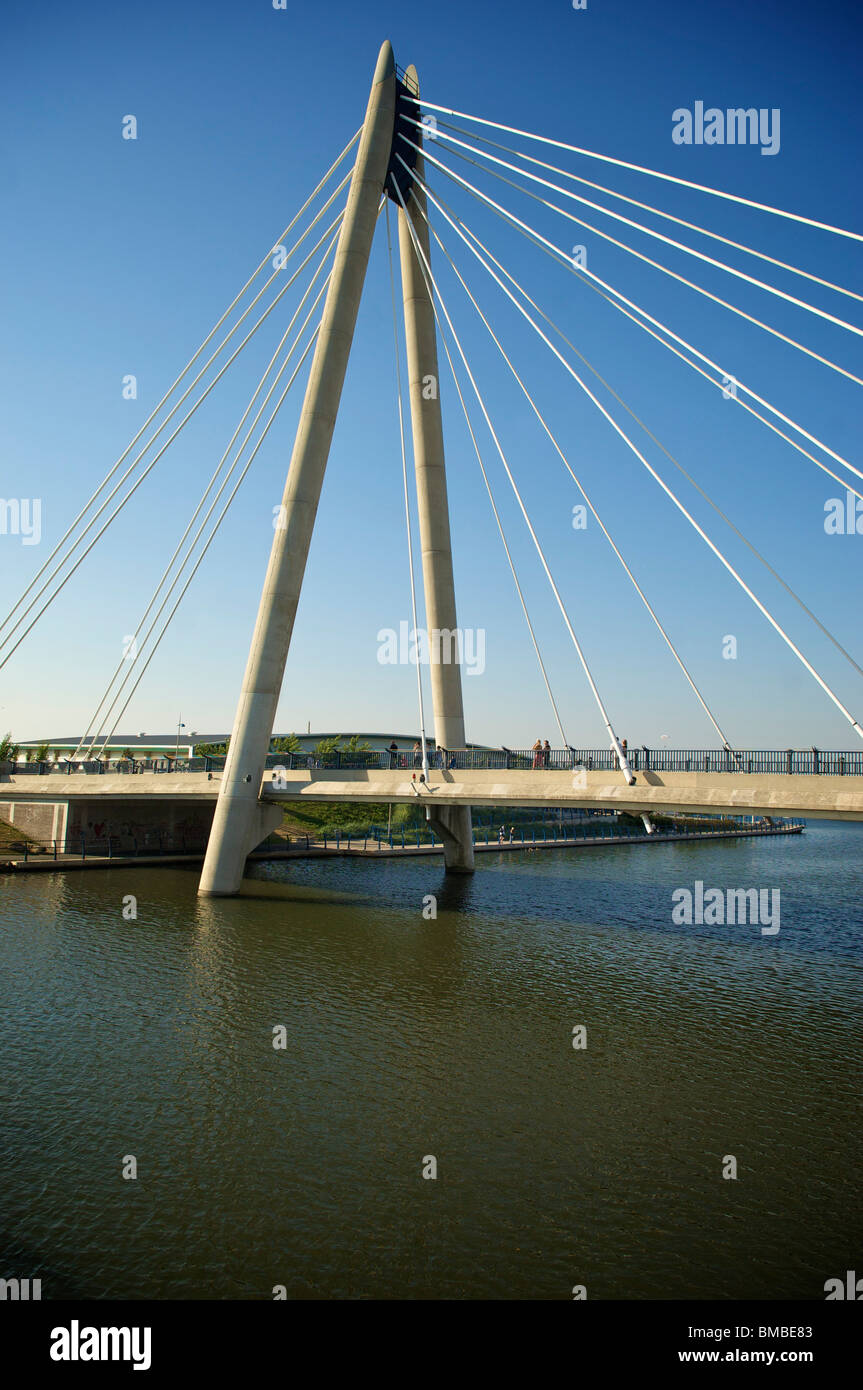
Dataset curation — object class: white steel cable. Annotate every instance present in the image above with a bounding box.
[404,119,863,339]
[406,163,863,743]
[0,209,346,671]
[428,120,863,306]
[0,183,351,651]
[76,240,339,758]
[94,325,323,757]
[91,198,390,755]
[0,200,347,661]
[0,137,360,638]
[392,174,636,782]
[89,296,328,758]
[414,191,738,751]
[401,142,863,492]
[405,99,863,243]
[400,132,863,388]
[443,200,863,682]
[432,280,570,750]
[385,200,430,778]
[445,198,863,509]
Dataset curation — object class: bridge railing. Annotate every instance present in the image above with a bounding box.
[6,756,226,775]
[5,748,863,777]
[0,831,211,860]
[262,747,861,774]
[567,748,863,776]
[1,814,806,863]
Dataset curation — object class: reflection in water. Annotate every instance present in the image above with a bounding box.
[0,822,860,1299]
[433,870,479,916]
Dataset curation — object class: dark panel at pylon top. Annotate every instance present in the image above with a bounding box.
[386,66,420,206]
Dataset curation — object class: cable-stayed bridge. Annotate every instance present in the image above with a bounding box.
[4,750,863,823]
[2,41,861,892]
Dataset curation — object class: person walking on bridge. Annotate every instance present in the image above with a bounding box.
[532,738,542,769]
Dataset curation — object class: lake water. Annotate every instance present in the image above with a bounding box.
[1,820,860,1299]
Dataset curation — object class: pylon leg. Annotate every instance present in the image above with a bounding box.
[396,64,474,874]
[199,41,397,896]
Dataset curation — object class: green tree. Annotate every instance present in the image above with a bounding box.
[271,733,301,754]
[0,733,20,764]
[313,735,342,758]
[340,733,374,766]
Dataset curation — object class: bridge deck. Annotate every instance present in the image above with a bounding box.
[260,768,863,820]
[3,767,863,819]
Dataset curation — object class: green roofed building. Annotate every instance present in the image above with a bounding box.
[14,732,495,762]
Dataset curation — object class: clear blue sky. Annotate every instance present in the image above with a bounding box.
[1,0,860,749]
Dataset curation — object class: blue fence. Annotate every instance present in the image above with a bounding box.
[3,815,804,864]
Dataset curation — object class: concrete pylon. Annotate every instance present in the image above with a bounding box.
[396,65,474,874]
[198,41,397,896]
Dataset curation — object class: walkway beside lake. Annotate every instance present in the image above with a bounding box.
[1,820,804,874]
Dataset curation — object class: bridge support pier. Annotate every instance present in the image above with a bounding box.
[397,64,474,875]
[425,805,474,872]
[198,40,397,896]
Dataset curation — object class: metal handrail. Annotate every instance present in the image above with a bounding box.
[6,748,862,776]
[1,813,805,864]
[264,747,863,775]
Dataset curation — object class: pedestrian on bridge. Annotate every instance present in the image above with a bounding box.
[532,738,542,768]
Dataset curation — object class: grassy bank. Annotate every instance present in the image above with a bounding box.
[278,804,762,842]
[0,818,41,852]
